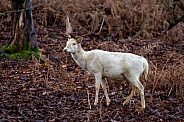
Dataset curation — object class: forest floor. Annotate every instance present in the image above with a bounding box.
[0,25,184,121]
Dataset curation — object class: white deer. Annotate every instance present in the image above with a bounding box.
[63,37,149,109]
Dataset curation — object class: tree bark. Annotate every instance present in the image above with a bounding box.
[10,0,38,53]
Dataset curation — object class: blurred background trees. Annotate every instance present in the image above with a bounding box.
[0,0,38,55]
[10,0,38,52]
[162,0,184,30]
[0,0,183,42]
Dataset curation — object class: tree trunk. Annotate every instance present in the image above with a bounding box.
[10,0,38,53]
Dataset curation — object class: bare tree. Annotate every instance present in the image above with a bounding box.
[9,0,38,53]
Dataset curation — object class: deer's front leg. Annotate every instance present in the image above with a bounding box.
[94,72,102,106]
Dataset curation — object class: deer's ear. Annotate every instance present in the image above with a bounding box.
[76,37,83,44]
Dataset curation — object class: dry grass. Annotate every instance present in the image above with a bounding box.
[148,53,184,99]
[38,0,183,41]
[1,0,183,41]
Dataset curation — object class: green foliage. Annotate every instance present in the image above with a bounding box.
[119,92,124,97]
[0,45,40,59]
[108,36,113,40]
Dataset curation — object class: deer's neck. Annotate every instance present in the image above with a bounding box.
[71,45,88,70]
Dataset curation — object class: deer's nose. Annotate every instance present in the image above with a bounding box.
[63,48,67,52]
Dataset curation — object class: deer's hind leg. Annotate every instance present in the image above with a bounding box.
[123,85,136,106]
[124,75,145,109]
[101,78,110,105]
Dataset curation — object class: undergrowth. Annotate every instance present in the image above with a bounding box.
[0,45,41,59]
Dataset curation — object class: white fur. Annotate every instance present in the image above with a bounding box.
[64,38,149,109]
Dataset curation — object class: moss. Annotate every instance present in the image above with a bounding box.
[21,49,41,58]
[0,44,41,59]
[23,42,31,52]
[1,45,17,53]
[9,53,19,59]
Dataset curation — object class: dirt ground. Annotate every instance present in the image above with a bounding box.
[0,23,184,121]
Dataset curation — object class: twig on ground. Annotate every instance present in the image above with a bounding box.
[87,89,92,110]
[97,16,104,34]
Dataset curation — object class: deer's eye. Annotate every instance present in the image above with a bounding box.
[73,43,76,45]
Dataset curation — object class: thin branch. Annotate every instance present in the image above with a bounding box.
[65,15,73,37]
[87,89,91,110]
[0,0,53,16]
[119,0,152,43]
[97,16,104,34]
